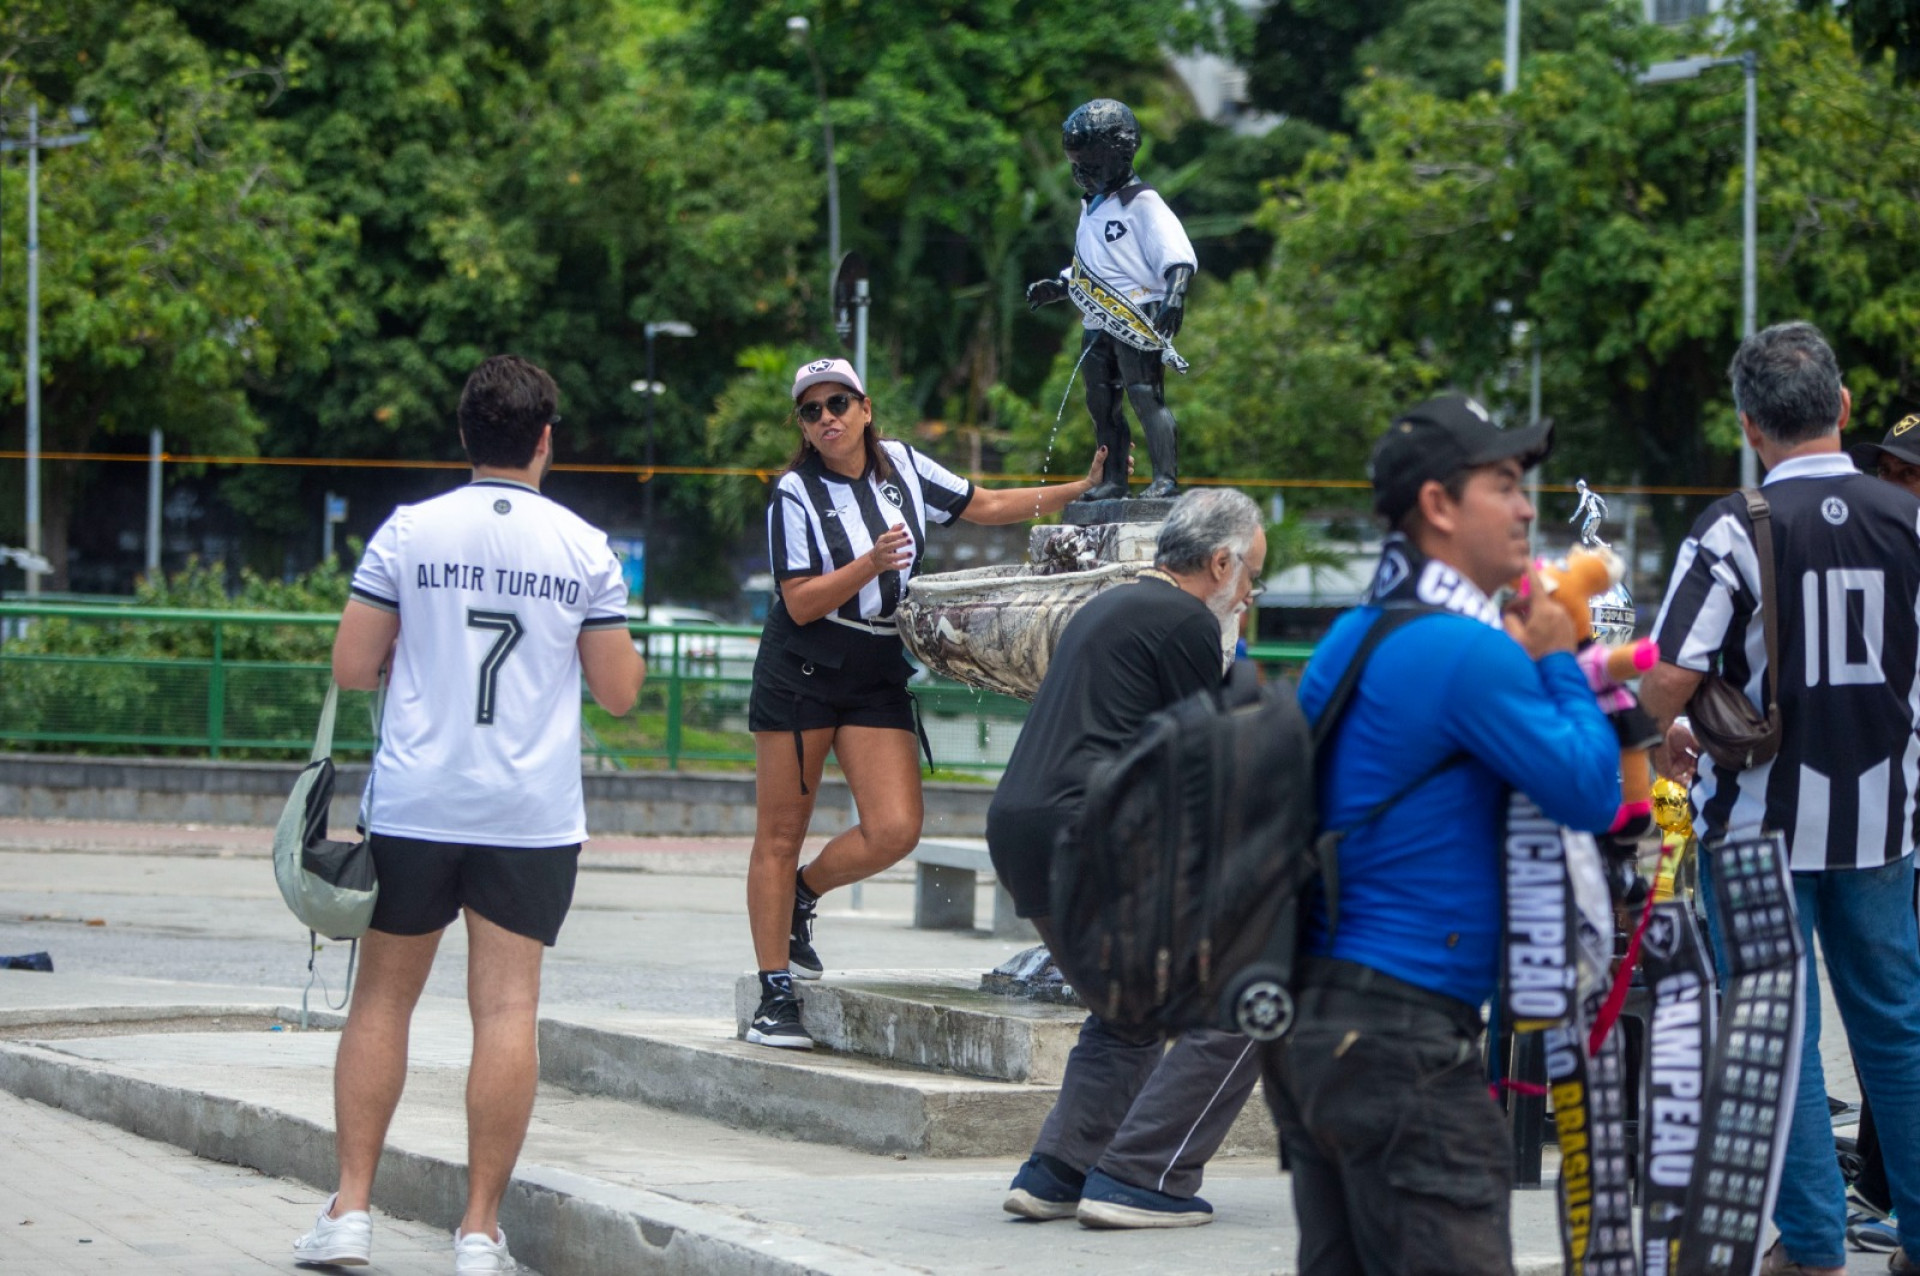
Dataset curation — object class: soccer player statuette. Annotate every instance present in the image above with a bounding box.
[1027,98,1196,503]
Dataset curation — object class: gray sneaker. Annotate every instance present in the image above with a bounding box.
[293,1194,371,1267]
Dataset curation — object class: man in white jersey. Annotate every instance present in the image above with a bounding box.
[292,354,643,1275]
[1028,97,1197,501]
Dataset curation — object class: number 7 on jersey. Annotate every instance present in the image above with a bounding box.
[467,609,525,725]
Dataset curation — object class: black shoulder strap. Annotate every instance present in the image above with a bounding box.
[1311,607,1433,748]
[1737,488,1780,725]
[1310,606,1466,937]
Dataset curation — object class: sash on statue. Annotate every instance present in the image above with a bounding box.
[1640,902,1715,1276]
[1067,256,1190,372]
[1677,832,1803,1276]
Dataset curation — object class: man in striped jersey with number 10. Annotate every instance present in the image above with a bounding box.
[1640,322,1920,1276]
[293,354,645,1275]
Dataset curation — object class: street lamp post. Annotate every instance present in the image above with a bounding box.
[2,103,94,596]
[635,320,696,617]
[1638,51,1760,489]
[1501,0,1543,545]
[786,16,841,306]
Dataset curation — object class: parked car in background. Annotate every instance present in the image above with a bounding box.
[628,604,760,679]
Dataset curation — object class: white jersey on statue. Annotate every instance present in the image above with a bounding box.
[1070,181,1196,328]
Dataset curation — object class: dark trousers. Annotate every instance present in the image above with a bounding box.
[1032,1014,1262,1199]
[1265,963,1514,1276]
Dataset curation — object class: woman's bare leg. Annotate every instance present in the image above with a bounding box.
[747,728,833,970]
[801,725,924,893]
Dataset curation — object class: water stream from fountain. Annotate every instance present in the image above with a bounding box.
[1033,341,1098,520]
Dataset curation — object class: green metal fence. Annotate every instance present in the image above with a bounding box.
[0,602,1314,773]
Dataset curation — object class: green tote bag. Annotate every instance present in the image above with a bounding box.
[273,682,378,941]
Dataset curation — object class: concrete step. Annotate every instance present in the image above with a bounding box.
[546,974,1266,1160]
[731,970,1082,1083]
[538,1010,1057,1157]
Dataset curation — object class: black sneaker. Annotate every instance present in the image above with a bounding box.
[789,887,823,981]
[1003,1154,1085,1221]
[745,991,813,1050]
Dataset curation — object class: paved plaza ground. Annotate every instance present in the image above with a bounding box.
[0,816,1894,1274]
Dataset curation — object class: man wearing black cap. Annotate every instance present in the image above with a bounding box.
[1264,394,1621,1274]
[1852,411,1920,498]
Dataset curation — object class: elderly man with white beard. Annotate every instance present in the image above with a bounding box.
[988,488,1267,1229]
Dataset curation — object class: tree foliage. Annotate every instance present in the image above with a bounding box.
[0,1,348,580]
[1804,0,1920,85]
[11,0,1920,605]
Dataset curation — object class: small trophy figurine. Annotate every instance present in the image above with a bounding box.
[1571,479,1636,646]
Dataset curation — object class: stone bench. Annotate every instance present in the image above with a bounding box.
[908,838,1035,939]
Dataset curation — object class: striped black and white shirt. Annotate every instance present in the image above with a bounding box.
[1652,453,1920,870]
[766,440,973,624]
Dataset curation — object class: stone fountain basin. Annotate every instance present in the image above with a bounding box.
[898,562,1147,701]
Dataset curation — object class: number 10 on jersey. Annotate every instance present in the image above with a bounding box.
[1801,568,1884,688]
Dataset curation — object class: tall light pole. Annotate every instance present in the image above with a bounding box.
[786,16,841,306]
[1638,51,1760,489]
[2,103,94,596]
[1504,0,1522,95]
[1501,0,1542,544]
[634,320,695,617]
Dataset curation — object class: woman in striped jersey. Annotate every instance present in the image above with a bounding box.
[743,356,1113,1049]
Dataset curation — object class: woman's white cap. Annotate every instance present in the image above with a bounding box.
[792,357,865,402]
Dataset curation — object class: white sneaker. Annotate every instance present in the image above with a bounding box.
[454,1226,515,1274]
[293,1193,371,1267]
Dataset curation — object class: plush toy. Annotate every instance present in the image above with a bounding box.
[1519,547,1659,841]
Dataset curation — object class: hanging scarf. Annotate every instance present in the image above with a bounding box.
[1504,796,1580,1032]
[1640,901,1715,1276]
[1512,798,1635,1274]
[1546,1000,1640,1276]
[1676,832,1804,1276]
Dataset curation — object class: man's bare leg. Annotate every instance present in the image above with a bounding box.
[333,928,443,1215]
[459,909,546,1240]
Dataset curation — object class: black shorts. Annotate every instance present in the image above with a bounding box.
[367,834,580,947]
[747,636,916,735]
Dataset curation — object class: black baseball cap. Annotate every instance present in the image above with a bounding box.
[1369,394,1554,524]
[1849,411,1920,471]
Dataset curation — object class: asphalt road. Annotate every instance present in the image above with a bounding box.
[0,818,1035,1017]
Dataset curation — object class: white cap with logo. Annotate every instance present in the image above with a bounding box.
[792,357,865,403]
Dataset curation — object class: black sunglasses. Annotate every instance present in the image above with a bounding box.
[797,393,861,425]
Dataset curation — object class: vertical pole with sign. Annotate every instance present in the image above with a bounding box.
[146,428,163,578]
[323,492,347,564]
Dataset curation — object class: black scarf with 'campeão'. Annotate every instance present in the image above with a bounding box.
[1360,533,1506,626]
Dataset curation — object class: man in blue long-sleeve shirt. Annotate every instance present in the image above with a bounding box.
[1264,394,1620,1276]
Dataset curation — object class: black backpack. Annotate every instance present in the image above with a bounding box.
[1051,607,1440,1039]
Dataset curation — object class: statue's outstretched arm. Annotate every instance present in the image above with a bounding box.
[1026,270,1070,311]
